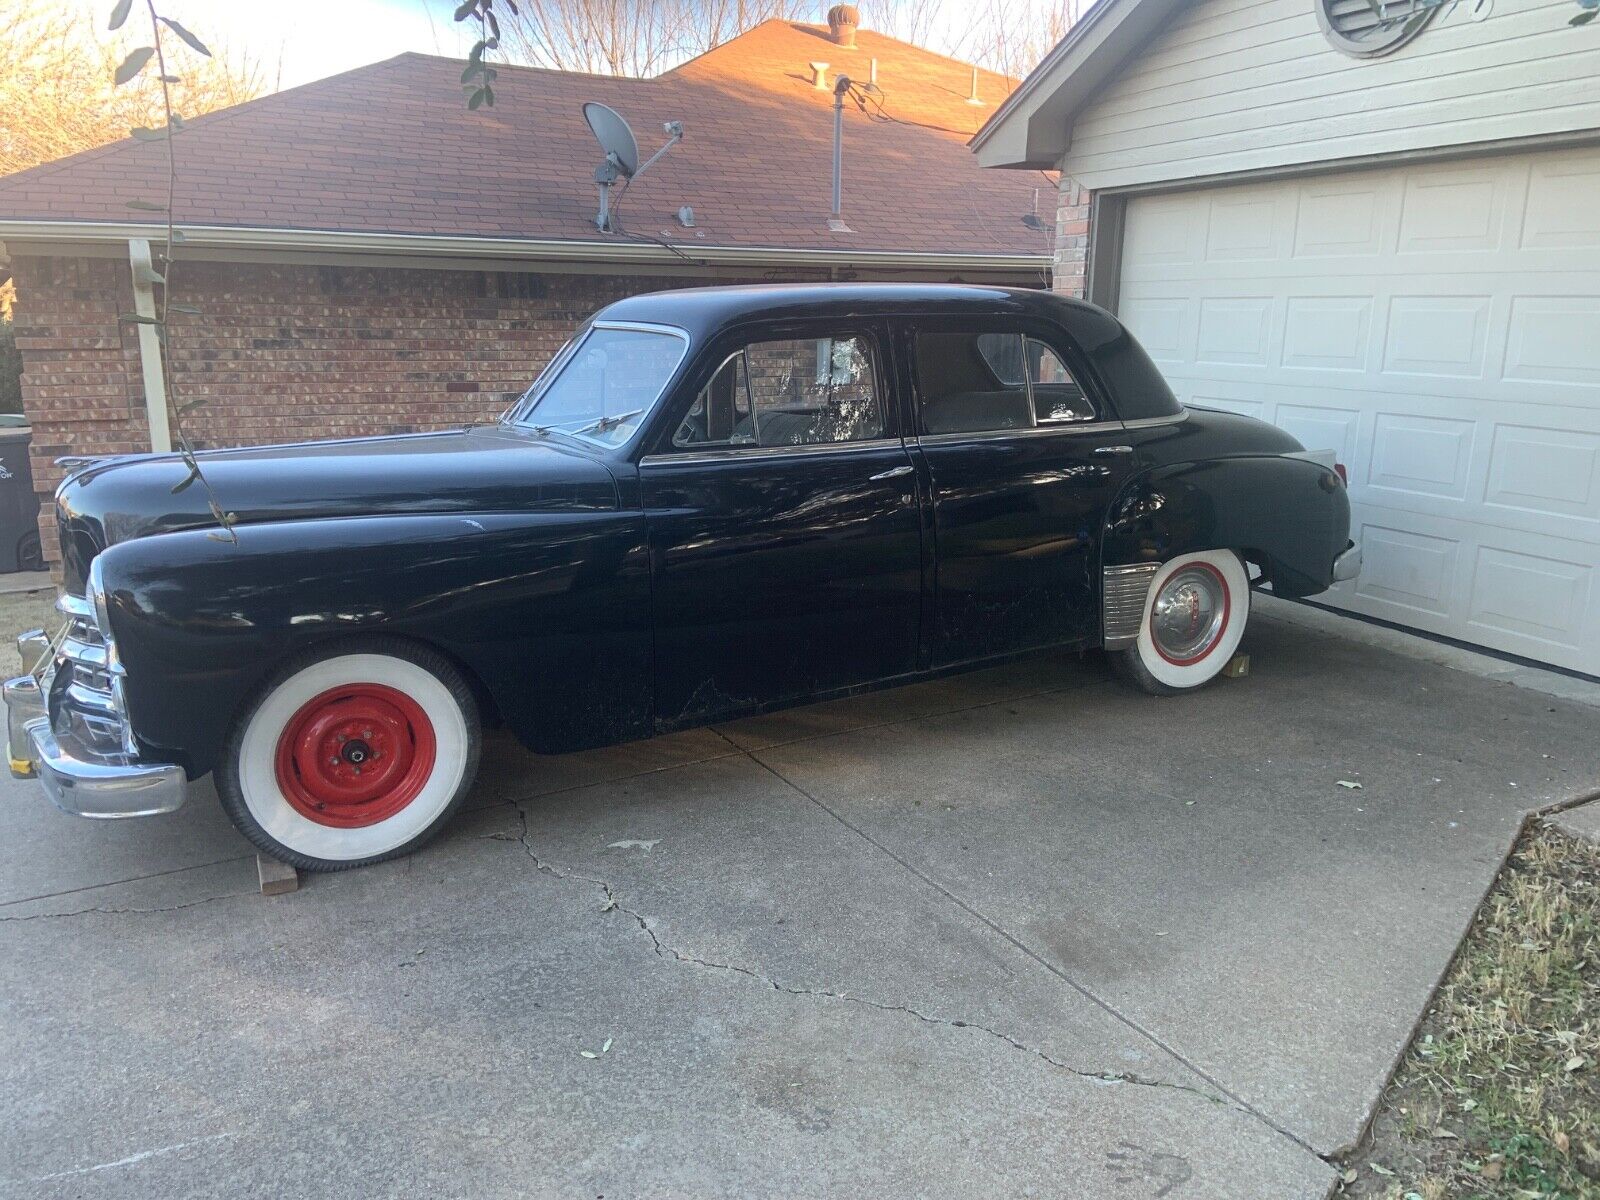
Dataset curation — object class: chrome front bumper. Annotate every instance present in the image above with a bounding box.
[5,598,187,818]
[1333,539,1362,583]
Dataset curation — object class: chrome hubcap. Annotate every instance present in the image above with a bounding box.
[1150,566,1227,663]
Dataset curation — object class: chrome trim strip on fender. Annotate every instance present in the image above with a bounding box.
[1103,562,1160,650]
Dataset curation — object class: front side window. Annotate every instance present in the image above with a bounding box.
[919,331,1095,434]
[673,334,884,449]
[517,324,687,447]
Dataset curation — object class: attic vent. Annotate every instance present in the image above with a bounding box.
[1316,0,1439,57]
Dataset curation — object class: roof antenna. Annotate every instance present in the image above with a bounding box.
[582,102,685,233]
[828,74,878,233]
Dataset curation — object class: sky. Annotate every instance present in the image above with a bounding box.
[68,0,1005,92]
[68,0,478,91]
[212,0,476,88]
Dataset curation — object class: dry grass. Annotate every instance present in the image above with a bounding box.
[0,586,59,672]
[1342,825,1600,1199]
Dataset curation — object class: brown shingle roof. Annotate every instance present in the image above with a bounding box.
[0,22,1053,260]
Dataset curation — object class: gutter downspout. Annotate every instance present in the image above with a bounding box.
[126,238,171,453]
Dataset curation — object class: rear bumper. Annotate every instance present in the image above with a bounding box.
[1332,539,1362,583]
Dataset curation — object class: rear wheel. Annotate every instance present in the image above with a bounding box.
[1114,550,1249,696]
[217,639,481,871]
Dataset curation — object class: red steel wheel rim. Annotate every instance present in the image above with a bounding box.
[274,683,437,828]
[1150,561,1231,667]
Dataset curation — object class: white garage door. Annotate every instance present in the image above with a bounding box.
[1118,145,1600,676]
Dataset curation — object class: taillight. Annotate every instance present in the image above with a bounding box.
[1334,462,1348,485]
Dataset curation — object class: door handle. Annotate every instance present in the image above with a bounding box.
[1093,445,1134,455]
[870,464,914,481]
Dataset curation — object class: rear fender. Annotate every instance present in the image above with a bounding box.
[1103,456,1350,599]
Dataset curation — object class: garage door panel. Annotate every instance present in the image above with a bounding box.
[1503,296,1600,388]
[1120,144,1600,673]
[1381,295,1493,379]
[1466,546,1590,652]
[1397,165,1513,256]
[1293,178,1394,259]
[1281,297,1372,371]
[1522,156,1600,250]
[1353,523,1459,619]
[1346,506,1600,673]
[1275,404,1360,467]
[1486,425,1600,524]
[1195,296,1276,365]
[1366,413,1476,502]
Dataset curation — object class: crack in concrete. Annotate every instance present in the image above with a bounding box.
[726,744,1332,1165]
[0,891,252,923]
[491,803,1253,1119]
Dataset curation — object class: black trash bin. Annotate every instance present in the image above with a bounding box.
[0,418,43,573]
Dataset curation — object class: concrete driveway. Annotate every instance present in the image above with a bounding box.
[3,602,1597,1199]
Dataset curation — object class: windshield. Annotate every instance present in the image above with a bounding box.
[513,323,688,447]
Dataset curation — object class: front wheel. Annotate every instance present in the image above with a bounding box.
[1113,550,1249,696]
[217,639,481,871]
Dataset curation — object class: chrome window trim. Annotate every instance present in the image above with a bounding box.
[915,420,1114,446]
[1123,411,1189,430]
[509,320,691,444]
[912,410,1184,446]
[670,348,754,451]
[654,328,888,459]
[641,436,908,469]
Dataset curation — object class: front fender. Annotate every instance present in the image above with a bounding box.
[1103,456,1351,598]
[98,510,653,776]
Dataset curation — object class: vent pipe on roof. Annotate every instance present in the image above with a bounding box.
[827,5,859,47]
[966,66,983,106]
[809,61,830,89]
[869,57,877,85]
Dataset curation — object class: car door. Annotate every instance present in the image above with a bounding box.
[639,321,923,728]
[900,317,1134,666]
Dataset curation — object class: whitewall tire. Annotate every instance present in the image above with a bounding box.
[1114,550,1249,696]
[217,639,481,871]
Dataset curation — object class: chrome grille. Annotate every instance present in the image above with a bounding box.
[50,592,135,757]
[1102,563,1159,650]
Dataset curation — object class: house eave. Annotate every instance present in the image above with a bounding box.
[0,221,1049,273]
[970,0,1187,171]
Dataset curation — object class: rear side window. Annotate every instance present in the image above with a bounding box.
[673,334,884,449]
[918,331,1095,435]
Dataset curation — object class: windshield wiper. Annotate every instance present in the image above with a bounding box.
[575,409,644,438]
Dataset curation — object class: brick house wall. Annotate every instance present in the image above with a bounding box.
[8,257,731,568]
[1053,178,1091,300]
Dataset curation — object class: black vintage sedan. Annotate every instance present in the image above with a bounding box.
[6,284,1358,870]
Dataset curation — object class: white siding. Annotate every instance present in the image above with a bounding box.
[1063,0,1600,191]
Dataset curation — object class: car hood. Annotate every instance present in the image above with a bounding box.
[55,425,618,590]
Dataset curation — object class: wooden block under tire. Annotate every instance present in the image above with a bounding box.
[1221,654,1251,678]
[257,853,299,896]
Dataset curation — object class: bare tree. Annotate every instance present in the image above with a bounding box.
[0,0,273,178]
[857,0,952,50]
[967,0,1084,79]
[490,0,810,77]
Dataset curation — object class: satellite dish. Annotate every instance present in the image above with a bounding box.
[581,101,685,233]
[583,102,639,178]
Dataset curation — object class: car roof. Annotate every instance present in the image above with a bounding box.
[594,283,1105,339]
